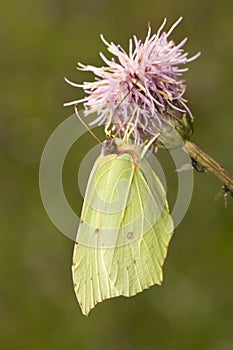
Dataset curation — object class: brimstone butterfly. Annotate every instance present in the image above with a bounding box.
[72,138,173,315]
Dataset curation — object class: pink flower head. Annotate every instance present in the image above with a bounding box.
[65,17,200,142]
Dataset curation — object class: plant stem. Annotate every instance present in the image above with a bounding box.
[184,140,233,193]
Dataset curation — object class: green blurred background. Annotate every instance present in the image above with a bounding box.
[1,0,233,349]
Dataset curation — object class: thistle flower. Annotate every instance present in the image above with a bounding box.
[64,18,233,203]
[65,17,200,142]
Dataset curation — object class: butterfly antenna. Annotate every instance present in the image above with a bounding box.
[75,105,101,144]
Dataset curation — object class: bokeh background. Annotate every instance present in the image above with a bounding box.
[1,0,233,349]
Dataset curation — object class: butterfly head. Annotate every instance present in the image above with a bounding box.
[101,139,119,156]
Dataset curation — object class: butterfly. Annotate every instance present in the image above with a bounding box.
[72,126,173,315]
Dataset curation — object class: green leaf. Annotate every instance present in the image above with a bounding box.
[72,139,173,315]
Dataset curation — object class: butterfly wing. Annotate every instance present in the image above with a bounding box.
[103,158,173,296]
[72,152,135,315]
[72,150,173,315]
